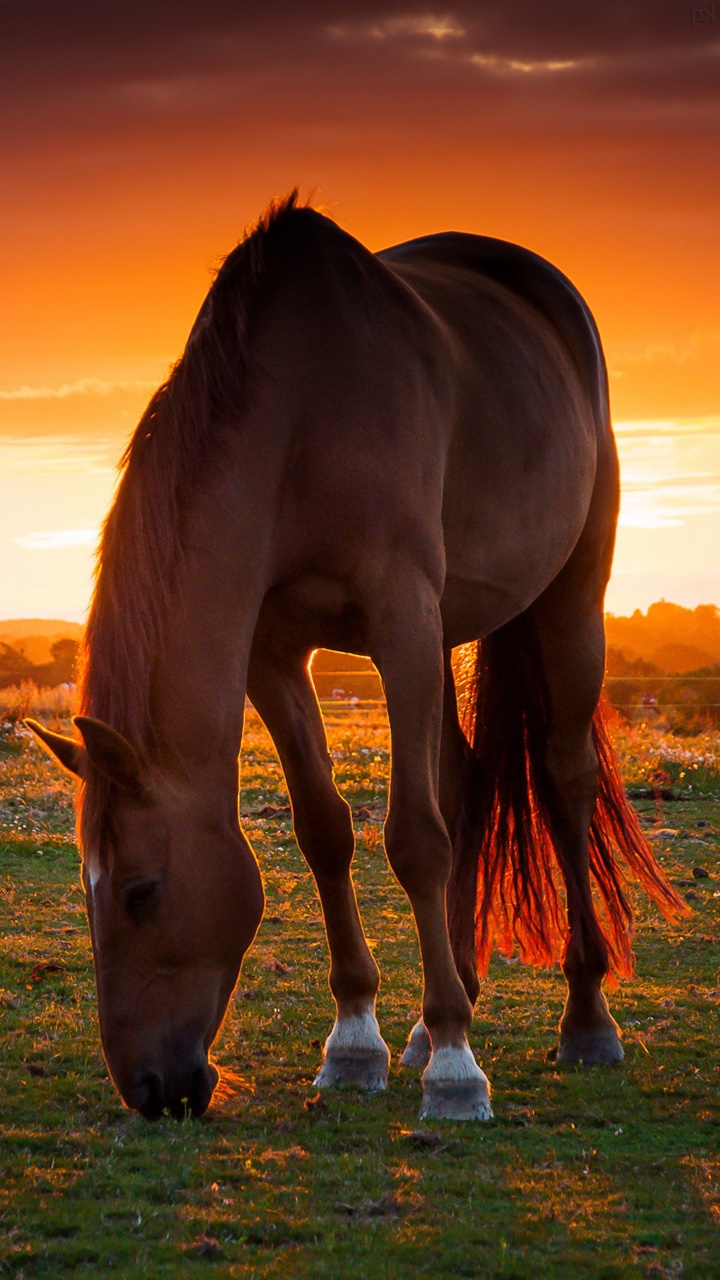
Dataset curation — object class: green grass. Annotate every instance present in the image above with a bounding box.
[1,709,719,1279]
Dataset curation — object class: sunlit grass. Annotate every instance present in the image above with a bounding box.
[0,679,77,721]
[611,715,720,796]
[1,708,719,1277]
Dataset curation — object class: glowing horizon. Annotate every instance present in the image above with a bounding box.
[2,412,719,625]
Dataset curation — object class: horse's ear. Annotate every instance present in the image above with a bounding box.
[25,719,87,779]
[73,716,145,794]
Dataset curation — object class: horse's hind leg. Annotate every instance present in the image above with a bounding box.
[531,597,624,1066]
[247,645,389,1092]
[370,578,491,1119]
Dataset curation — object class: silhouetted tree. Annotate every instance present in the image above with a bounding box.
[0,643,33,678]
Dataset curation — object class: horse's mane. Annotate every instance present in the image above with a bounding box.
[77,190,305,853]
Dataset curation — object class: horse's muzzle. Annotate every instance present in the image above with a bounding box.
[128,1060,219,1120]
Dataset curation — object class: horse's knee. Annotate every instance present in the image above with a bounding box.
[294,792,355,878]
[384,806,452,896]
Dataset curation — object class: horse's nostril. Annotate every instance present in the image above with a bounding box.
[133,1070,164,1120]
[131,1059,217,1121]
[188,1062,216,1116]
[167,1063,217,1119]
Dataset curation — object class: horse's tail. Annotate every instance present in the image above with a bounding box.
[446,614,687,986]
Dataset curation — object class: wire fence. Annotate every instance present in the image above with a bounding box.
[310,669,720,724]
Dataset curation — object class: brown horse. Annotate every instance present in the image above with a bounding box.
[29,194,684,1122]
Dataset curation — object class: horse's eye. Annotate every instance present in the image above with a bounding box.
[123,877,161,923]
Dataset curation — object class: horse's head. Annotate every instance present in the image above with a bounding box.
[27,716,264,1120]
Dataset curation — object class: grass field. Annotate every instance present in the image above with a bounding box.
[1,706,719,1279]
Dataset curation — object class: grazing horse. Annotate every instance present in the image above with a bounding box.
[29,194,684,1122]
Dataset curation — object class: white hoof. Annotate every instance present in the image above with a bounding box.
[420,1043,493,1121]
[313,1010,390,1093]
[400,1019,432,1069]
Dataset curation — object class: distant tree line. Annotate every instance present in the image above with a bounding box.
[602,604,720,728]
[0,639,79,691]
[605,646,720,731]
[605,601,720,673]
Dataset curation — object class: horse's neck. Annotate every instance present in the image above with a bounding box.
[151,482,268,770]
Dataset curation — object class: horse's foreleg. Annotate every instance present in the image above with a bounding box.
[371,583,491,1119]
[401,650,477,1070]
[247,648,389,1092]
[532,602,624,1065]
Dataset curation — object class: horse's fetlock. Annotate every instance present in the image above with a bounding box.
[423,995,473,1044]
[329,958,380,1007]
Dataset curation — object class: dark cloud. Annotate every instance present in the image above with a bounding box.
[1,0,718,138]
[0,0,710,61]
[0,2,717,420]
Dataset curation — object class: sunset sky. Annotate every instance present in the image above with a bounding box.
[1,1,719,620]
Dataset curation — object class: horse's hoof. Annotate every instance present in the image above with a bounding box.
[420,1076,493,1121]
[313,1010,390,1092]
[419,1044,493,1121]
[313,1048,389,1093]
[400,1019,432,1069]
[556,1027,624,1066]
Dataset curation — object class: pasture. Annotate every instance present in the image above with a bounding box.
[1,704,719,1279]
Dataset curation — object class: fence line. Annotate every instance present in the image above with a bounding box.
[317,700,720,710]
[314,671,720,682]
[311,670,720,717]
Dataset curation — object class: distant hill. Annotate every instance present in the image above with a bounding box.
[0,619,84,637]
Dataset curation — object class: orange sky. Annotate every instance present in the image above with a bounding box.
[1,2,719,619]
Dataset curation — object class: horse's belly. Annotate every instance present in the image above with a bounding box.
[440,559,561,647]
